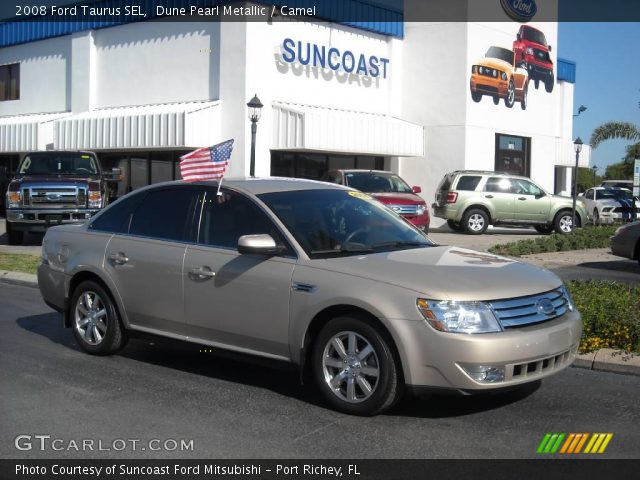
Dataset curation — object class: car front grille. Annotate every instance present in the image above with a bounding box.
[489,288,570,328]
[387,204,422,215]
[29,187,86,208]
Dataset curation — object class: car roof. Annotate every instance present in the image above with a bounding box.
[591,186,631,191]
[135,177,351,196]
[331,169,394,175]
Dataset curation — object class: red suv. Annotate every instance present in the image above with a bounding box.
[326,170,430,232]
[513,25,554,93]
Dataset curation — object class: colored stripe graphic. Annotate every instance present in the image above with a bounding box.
[537,433,613,454]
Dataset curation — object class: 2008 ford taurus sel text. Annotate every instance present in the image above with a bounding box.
[38,178,582,415]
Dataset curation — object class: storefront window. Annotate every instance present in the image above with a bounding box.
[150,152,174,184]
[270,152,384,180]
[495,134,530,177]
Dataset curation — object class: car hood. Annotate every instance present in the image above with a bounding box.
[597,198,640,208]
[11,175,99,186]
[370,193,425,205]
[475,57,512,71]
[310,246,562,301]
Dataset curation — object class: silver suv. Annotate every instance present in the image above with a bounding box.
[38,178,581,415]
[432,171,588,234]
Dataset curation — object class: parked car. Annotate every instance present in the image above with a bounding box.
[600,180,634,189]
[513,25,554,93]
[432,170,588,235]
[579,187,640,224]
[38,178,581,416]
[4,151,119,245]
[611,221,640,265]
[325,169,430,232]
[470,46,529,109]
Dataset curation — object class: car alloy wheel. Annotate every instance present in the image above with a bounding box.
[75,290,108,346]
[321,331,380,404]
[557,214,574,233]
[463,209,489,235]
[505,78,515,108]
[520,85,528,110]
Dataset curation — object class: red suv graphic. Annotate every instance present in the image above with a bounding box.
[513,25,554,93]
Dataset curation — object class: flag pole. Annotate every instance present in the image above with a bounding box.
[216,175,223,196]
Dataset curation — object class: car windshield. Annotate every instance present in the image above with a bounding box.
[258,189,434,258]
[596,189,634,201]
[344,172,413,193]
[486,46,514,64]
[18,153,99,176]
[523,27,548,46]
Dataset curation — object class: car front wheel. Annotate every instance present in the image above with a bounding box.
[554,210,578,234]
[312,316,402,416]
[71,280,127,355]
[504,78,515,108]
[593,209,600,225]
[6,221,24,245]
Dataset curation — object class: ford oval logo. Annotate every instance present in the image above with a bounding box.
[47,193,62,201]
[500,0,537,22]
[536,298,555,316]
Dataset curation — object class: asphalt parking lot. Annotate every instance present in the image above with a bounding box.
[1,283,639,459]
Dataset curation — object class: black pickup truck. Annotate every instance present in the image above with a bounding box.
[5,151,119,245]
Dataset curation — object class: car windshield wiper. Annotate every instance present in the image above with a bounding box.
[310,244,374,257]
[372,241,431,250]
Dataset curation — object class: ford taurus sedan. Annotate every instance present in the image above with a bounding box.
[38,178,582,415]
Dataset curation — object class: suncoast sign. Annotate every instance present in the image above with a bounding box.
[281,38,390,79]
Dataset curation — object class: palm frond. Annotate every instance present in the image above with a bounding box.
[590,122,640,148]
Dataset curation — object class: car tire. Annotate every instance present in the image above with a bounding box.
[593,209,600,226]
[544,73,554,93]
[534,225,554,235]
[504,78,515,108]
[312,316,402,416]
[471,90,482,103]
[6,221,24,245]
[463,209,489,235]
[534,79,540,89]
[70,280,127,356]
[447,219,463,232]
[520,84,528,110]
[492,95,499,105]
[553,210,578,234]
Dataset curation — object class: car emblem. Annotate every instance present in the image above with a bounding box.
[392,206,401,212]
[47,193,62,201]
[536,298,555,316]
[500,0,537,22]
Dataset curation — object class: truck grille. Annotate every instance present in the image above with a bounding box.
[489,288,570,328]
[28,187,86,208]
[387,204,421,215]
[533,48,550,62]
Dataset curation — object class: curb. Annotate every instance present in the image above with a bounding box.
[0,269,38,288]
[1,269,639,376]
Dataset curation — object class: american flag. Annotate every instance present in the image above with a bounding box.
[179,139,234,182]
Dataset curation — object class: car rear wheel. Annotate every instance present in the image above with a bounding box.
[504,78,515,108]
[534,225,554,235]
[447,219,463,232]
[554,210,578,234]
[71,280,127,355]
[463,209,489,235]
[312,316,402,416]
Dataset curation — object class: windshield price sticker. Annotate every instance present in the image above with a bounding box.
[348,191,372,200]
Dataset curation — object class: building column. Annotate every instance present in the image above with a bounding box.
[70,31,97,113]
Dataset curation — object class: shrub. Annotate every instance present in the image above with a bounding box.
[567,281,640,354]
[488,225,619,257]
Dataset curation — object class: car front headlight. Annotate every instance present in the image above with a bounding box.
[7,190,21,208]
[416,204,427,216]
[417,299,502,334]
[88,190,102,208]
[559,285,575,312]
[526,47,533,55]
[501,72,507,80]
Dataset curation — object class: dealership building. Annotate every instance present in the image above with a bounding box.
[0,0,590,224]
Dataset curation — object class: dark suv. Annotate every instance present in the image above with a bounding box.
[5,151,117,245]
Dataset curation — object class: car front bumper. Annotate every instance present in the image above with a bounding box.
[391,310,582,392]
[6,208,98,232]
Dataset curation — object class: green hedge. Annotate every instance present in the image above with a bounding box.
[488,225,618,257]
[567,281,640,353]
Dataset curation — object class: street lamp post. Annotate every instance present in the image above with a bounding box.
[572,137,583,231]
[592,165,598,187]
[246,94,263,177]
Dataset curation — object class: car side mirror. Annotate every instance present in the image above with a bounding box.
[516,33,521,41]
[412,186,422,194]
[103,167,123,181]
[238,234,285,256]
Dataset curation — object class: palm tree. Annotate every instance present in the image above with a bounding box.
[590,122,640,148]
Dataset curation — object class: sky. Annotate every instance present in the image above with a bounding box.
[558,22,640,173]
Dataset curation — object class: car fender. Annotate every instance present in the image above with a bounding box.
[456,199,496,222]
[550,202,586,225]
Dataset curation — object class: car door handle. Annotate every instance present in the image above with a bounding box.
[485,195,494,198]
[518,197,527,201]
[108,252,129,265]
[189,267,216,280]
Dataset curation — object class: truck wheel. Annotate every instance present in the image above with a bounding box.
[6,222,24,245]
[312,316,402,416]
[463,209,489,235]
[504,78,515,108]
[534,79,540,89]
[71,280,127,356]
[544,73,554,93]
[447,219,463,232]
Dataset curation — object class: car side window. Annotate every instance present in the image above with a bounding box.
[326,173,343,185]
[455,175,482,191]
[584,189,593,199]
[129,187,200,242]
[88,192,143,233]
[198,189,292,255]
[513,179,542,196]
[484,177,513,193]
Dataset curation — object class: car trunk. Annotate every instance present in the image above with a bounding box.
[434,173,456,207]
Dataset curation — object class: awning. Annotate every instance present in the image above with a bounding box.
[555,140,591,168]
[272,102,425,157]
[0,112,70,152]
[54,101,221,150]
